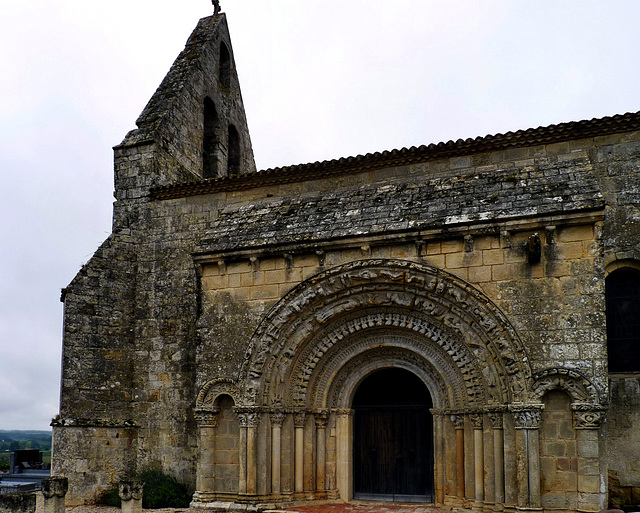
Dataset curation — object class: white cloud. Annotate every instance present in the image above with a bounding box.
[1,0,639,429]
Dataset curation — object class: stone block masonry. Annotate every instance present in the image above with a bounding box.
[52,6,640,513]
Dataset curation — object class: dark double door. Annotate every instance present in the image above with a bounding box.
[352,368,434,503]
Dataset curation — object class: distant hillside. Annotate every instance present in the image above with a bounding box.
[0,430,52,450]
[0,430,52,471]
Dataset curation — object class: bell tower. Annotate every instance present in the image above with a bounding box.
[112,6,256,228]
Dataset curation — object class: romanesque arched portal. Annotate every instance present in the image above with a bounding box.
[192,259,570,510]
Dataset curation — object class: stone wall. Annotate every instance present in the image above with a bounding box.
[53,9,640,506]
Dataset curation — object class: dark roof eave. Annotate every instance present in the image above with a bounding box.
[151,110,640,200]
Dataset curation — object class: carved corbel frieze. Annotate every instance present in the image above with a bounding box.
[195,407,220,427]
[510,403,544,429]
[571,403,607,429]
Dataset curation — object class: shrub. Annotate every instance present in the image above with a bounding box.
[97,485,120,507]
[138,469,191,509]
[97,469,191,509]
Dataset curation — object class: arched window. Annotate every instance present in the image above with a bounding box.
[606,268,640,372]
[219,42,231,89]
[227,124,240,176]
[203,97,220,178]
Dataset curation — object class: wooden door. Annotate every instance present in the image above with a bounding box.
[352,368,434,502]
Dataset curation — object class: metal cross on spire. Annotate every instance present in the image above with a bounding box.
[212,0,221,16]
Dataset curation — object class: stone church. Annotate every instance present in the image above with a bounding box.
[53,9,640,513]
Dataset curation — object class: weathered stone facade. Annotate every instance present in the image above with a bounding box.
[53,10,640,513]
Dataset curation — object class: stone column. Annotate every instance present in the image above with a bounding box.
[432,410,446,505]
[270,412,285,496]
[451,413,466,504]
[511,404,544,511]
[195,407,219,496]
[315,411,329,498]
[41,476,68,513]
[293,411,306,495]
[470,412,484,505]
[235,409,249,494]
[335,409,353,501]
[119,479,144,513]
[488,411,505,508]
[245,411,260,495]
[572,403,607,512]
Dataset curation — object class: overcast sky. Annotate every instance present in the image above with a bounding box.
[1,1,639,430]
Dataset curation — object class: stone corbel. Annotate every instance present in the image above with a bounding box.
[526,233,542,264]
[249,256,260,273]
[545,226,556,245]
[315,249,326,267]
[464,234,474,253]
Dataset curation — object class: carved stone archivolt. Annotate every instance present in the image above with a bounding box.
[238,259,531,411]
[531,367,601,403]
[196,377,241,409]
[320,343,455,410]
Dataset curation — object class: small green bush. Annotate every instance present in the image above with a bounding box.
[97,468,191,509]
[138,469,191,509]
[97,485,120,507]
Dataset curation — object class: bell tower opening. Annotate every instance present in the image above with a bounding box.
[352,367,434,503]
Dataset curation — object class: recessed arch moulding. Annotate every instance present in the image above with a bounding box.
[238,259,531,410]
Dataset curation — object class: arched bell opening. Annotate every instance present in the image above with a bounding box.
[351,367,434,503]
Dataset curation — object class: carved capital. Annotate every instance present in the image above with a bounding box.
[469,412,483,429]
[510,403,544,429]
[234,407,261,428]
[450,413,465,429]
[195,407,220,427]
[293,411,307,428]
[119,479,144,501]
[270,411,285,427]
[487,411,504,429]
[315,410,329,429]
[42,477,68,499]
[571,403,606,429]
